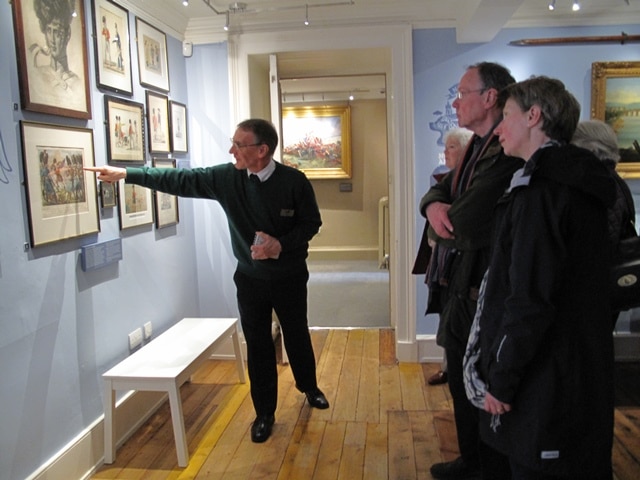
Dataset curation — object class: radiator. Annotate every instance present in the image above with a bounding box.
[378,196,389,269]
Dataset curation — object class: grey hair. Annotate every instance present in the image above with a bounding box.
[572,119,620,164]
[445,127,474,148]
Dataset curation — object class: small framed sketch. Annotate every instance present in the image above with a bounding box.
[146,90,170,153]
[117,180,154,230]
[105,96,145,163]
[169,101,188,153]
[135,17,169,92]
[92,0,133,95]
[11,0,92,119]
[152,158,179,228]
[20,121,100,247]
[100,181,117,208]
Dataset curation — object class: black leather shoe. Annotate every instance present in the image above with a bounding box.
[430,457,480,479]
[250,415,275,443]
[305,388,329,409]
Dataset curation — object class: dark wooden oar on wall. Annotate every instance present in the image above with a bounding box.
[510,31,640,46]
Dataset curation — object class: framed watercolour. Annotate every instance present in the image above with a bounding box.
[100,181,117,208]
[282,105,352,179]
[591,61,640,178]
[20,121,100,247]
[104,96,145,163]
[169,101,189,153]
[11,0,92,119]
[146,90,171,153]
[92,0,133,95]
[152,158,179,228]
[117,180,154,230]
[135,17,170,92]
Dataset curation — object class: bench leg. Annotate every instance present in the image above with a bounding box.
[103,379,116,464]
[168,384,189,467]
[232,324,247,383]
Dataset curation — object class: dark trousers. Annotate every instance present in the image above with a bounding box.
[446,340,480,466]
[510,461,612,480]
[234,269,318,417]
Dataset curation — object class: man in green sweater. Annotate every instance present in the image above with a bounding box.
[86,118,329,444]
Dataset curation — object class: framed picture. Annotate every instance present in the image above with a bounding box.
[20,121,100,247]
[117,180,154,230]
[11,0,92,119]
[169,101,189,153]
[92,0,133,95]
[146,90,171,153]
[591,61,640,178]
[282,105,352,179]
[152,158,179,228]
[104,96,145,163]
[100,181,116,208]
[135,17,170,92]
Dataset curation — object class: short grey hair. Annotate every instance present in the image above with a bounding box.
[572,120,620,164]
[445,128,473,148]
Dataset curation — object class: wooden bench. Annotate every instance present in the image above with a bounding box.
[102,317,246,467]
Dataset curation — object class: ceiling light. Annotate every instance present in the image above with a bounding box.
[548,0,555,11]
[572,1,580,11]
[182,0,189,6]
[304,4,310,26]
[224,11,229,30]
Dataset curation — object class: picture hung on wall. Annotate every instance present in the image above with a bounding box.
[591,61,640,179]
[135,17,170,92]
[20,121,100,247]
[146,90,171,153]
[117,180,154,230]
[281,105,352,179]
[104,95,145,163]
[169,100,189,153]
[11,0,92,119]
[92,0,133,95]
[100,181,116,208]
[152,158,179,228]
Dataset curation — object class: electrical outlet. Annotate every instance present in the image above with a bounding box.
[143,321,153,340]
[128,328,143,350]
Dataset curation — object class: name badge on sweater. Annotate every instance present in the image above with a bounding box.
[280,209,294,217]
[540,450,560,460]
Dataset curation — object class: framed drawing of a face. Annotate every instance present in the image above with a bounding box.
[11,0,92,119]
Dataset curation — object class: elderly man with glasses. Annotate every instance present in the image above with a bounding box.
[418,62,524,480]
[86,118,329,444]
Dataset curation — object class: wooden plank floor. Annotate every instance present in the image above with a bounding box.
[91,329,640,480]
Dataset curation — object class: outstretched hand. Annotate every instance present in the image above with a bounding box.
[84,165,127,183]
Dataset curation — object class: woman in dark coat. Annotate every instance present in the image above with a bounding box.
[470,77,616,479]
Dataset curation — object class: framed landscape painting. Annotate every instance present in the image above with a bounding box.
[281,105,352,179]
[92,0,133,95]
[104,96,145,163]
[152,158,179,228]
[136,17,169,92]
[20,121,100,247]
[591,61,640,178]
[11,0,92,119]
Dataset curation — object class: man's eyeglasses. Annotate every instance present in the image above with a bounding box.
[455,88,487,100]
[230,138,262,149]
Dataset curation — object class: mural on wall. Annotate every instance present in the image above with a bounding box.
[429,83,460,147]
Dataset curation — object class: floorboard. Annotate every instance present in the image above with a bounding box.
[90,330,640,480]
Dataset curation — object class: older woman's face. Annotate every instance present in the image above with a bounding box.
[444,137,465,170]
[494,98,530,159]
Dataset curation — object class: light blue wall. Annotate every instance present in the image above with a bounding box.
[0,0,233,478]
[413,25,640,335]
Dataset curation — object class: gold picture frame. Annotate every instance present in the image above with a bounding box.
[282,105,351,179]
[591,61,640,179]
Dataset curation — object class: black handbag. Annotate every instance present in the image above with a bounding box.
[611,233,640,312]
